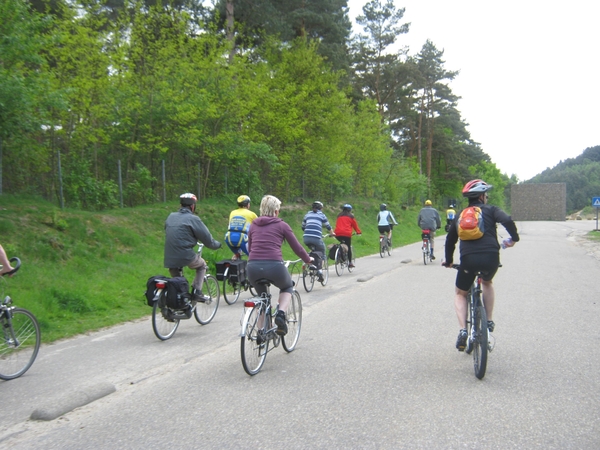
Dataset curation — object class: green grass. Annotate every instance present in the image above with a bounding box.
[0,195,424,343]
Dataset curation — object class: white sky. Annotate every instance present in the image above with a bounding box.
[346,0,600,181]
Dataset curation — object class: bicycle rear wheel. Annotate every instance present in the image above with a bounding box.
[223,278,241,305]
[379,238,385,258]
[321,258,329,286]
[0,308,41,380]
[335,247,344,276]
[241,305,268,375]
[347,247,355,272]
[423,241,428,265]
[387,238,392,256]
[282,290,302,352]
[195,275,220,325]
[472,298,488,379]
[152,296,179,341]
[302,266,315,292]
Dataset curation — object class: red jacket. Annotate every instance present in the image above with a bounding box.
[334,215,361,237]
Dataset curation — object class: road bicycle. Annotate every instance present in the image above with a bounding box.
[302,237,330,292]
[0,257,41,380]
[219,257,257,305]
[379,232,392,258]
[240,259,302,375]
[421,229,433,265]
[452,264,494,380]
[150,243,220,341]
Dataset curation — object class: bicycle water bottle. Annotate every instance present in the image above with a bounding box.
[501,238,512,249]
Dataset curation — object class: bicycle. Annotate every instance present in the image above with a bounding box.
[452,264,494,380]
[240,259,302,375]
[421,229,433,265]
[150,243,220,341]
[218,256,257,305]
[0,257,41,380]
[379,232,392,258]
[333,234,356,276]
[302,236,330,292]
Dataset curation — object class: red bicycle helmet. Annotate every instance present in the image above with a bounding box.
[462,179,492,198]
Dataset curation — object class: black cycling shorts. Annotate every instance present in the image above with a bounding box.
[247,260,294,295]
[455,252,499,292]
[378,225,393,234]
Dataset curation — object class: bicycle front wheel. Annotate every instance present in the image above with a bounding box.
[282,290,302,352]
[472,299,488,379]
[241,306,268,375]
[0,308,41,380]
[195,275,220,325]
[335,248,344,276]
[302,266,314,292]
[152,298,179,341]
[223,278,241,305]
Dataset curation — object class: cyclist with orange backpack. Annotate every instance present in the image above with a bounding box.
[442,179,520,351]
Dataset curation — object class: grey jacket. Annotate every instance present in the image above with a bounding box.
[164,208,221,268]
[417,206,442,231]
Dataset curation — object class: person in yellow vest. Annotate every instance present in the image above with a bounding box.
[445,203,456,232]
[224,195,258,260]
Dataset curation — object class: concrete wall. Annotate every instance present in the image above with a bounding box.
[511,183,566,221]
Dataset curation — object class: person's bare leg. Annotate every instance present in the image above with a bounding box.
[454,288,468,329]
[482,280,495,321]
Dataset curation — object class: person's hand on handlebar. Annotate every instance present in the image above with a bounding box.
[441,259,452,268]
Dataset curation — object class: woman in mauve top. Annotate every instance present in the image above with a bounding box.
[247,195,313,336]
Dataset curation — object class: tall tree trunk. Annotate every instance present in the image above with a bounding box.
[226,0,234,63]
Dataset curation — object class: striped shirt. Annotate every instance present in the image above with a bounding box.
[302,210,333,239]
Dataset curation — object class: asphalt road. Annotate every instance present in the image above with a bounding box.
[1,220,598,449]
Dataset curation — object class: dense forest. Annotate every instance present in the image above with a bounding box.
[0,0,554,212]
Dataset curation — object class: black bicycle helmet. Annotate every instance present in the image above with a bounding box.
[180,193,197,206]
[342,203,352,211]
[462,179,493,198]
[312,201,323,210]
[380,203,387,211]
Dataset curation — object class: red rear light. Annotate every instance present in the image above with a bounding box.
[156,282,166,289]
[244,301,256,308]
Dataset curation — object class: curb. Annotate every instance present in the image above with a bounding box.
[30,382,116,421]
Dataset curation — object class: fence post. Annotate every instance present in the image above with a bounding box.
[57,150,64,209]
[118,159,123,208]
[162,160,166,202]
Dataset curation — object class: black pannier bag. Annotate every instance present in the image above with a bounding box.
[165,276,191,310]
[328,244,338,261]
[145,275,169,307]
[216,259,247,283]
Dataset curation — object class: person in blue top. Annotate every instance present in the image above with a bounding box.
[302,201,335,282]
[377,203,398,243]
[224,195,258,260]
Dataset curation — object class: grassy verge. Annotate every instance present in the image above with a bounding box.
[0,195,423,343]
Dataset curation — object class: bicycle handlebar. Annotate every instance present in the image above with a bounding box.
[1,257,21,277]
[284,258,302,268]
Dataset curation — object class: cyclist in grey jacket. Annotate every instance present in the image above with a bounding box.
[164,193,221,302]
[417,200,442,259]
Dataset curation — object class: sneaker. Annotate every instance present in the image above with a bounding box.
[192,292,210,303]
[487,321,495,332]
[456,329,468,351]
[348,263,355,269]
[317,271,324,282]
[431,254,436,260]
[275,310,287,336]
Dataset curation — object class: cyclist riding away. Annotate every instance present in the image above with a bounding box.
[224,195,257,260]
[417,200,442,260]
[247,195,313,337]
[164,193,222,303]
[442,179,519,351]
[445,203,457,232]
[302,201,335,283]
[377,203,398,242]
[334,204,362,269]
